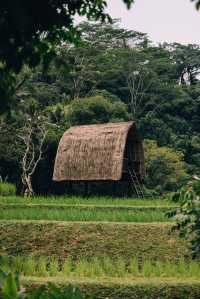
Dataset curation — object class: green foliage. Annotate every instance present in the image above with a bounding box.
[145,140,188,193]
[0,1,134,112]
[168,177,200,258]
[0,269,93,299]
[2,20,200,194]
[25,281,200,299]
[27,283,94,299]
[0,270,21,299]
[0,183,16,196]
[68,95,130,125]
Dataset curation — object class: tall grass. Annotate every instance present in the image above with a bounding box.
[0,183,16,196]
[1,256,200,279]
[0,206,169,222]
[0,195,175,207]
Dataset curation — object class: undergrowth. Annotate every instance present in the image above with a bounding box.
[0,183,16,196]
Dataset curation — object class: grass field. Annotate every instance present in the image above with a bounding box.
[0,195,176,207]
[0,205,169,222]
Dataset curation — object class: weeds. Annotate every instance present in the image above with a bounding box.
[0,183,16,196]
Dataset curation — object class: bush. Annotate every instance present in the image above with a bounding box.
[144,139,188,193]
[0,182,16,196]
[168,177,200,258]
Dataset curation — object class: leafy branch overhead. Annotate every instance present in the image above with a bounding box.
[0,0,134,112]
[0,0,134,73]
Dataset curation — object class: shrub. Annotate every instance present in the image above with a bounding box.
[0,182,16,196]
[168,177,200,258]
[144,139,188,193]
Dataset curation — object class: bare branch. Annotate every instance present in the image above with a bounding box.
[17,113,50,196]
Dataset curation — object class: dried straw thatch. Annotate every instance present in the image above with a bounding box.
[53,121,145,181]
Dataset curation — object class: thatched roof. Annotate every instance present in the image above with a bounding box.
[53,121,143,181]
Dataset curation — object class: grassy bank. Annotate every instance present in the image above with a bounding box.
[0,206,169,222]
[0,203,175,210]
[0,195,175,207]
[23,277,200,299]
[0,221,188,261]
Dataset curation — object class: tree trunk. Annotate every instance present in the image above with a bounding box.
[23,175,34,197]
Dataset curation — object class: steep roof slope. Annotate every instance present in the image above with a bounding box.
[53,121,139,181]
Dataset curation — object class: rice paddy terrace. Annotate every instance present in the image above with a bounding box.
[0,195,199,298]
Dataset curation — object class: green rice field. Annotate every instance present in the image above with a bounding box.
[0,195,176,207]
[1,255,199,279]
[0,195,195,299]
[0,205,169,222]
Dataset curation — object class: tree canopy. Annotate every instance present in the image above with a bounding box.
[0,0,134,72]
[0,0,134,112]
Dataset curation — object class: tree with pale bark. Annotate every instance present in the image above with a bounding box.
[17,106,50,196]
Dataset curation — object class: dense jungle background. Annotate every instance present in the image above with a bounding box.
[0,20,199,195]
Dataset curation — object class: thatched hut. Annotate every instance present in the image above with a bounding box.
[53,122,145,196]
